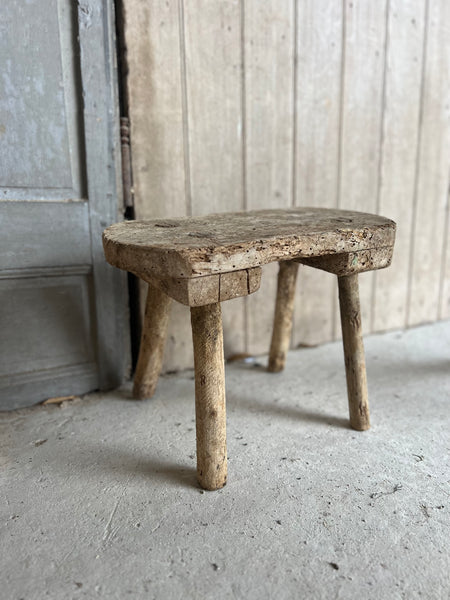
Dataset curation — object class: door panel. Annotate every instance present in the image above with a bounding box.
[0,0,84,200]
[0,202,91,270]
[0,270,98,410]
[0,0,128,409]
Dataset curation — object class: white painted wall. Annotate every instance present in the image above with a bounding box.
[123,0,450,370]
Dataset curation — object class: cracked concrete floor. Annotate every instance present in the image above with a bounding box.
[1,321,449,599]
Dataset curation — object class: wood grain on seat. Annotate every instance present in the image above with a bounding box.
[102,208,396,280]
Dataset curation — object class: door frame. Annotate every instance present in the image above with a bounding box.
[78,0,129,389]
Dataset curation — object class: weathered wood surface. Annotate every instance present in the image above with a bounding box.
[293,0,343,348]
[184,0,242,216]
[373,0,426,331]
[180,0,246,360]
[124,0,450,368]
[244,0,294,210]
[244,0,294,356]
[79,0,129,391]
[0,0,128,409]
[338,274,370,431]
[338,1,387,333]
[190,303,227,491]
[123,0,186,219]
[140,268,261,307]
[408,0,450,326]
[268,261,299,373]
[299,247,393,276]
[133,284,171,399]
[103,208,395,280]
[122,0,190,372]
[247,262,279,356]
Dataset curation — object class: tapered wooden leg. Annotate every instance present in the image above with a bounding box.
[338,274,370,431]
[133,283,171,399]
[268,261,299,373]
[190,302,227,490]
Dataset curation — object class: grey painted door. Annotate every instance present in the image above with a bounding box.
[0,1,129,409]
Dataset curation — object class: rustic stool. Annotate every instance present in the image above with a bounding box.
[103,208,396,491]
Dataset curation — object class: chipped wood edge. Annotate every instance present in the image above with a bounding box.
[134,267,261,307]
[102,212,396,280]
[298,247,394,275]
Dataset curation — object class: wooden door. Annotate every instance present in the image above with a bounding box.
[0,0,129,409]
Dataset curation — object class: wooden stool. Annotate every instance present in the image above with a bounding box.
[103,208,396,490]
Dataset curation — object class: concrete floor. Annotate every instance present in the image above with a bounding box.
[1,322,449,600]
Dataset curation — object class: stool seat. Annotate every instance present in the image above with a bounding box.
[102,208,396,491]
[103,207,395,279]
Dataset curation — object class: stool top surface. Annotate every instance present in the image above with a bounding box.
[103,208,396,279]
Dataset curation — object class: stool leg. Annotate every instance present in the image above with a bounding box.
[337,274,370,431]
[190,302,227,490]
[133,283,172,399]
[268,261,299,373]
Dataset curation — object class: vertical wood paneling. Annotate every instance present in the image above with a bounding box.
[183,0,243,215]
[338,0,388,334]
[244,0,295,355]
[183,0,245,355]
[408,0,450,325]
[293,0,342,347]
[244,1,294,210]
[125,0,191,372]
[124,0,450,370]
[373,0,426,331]
[440,181,450,319]
[125,0,186,219]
